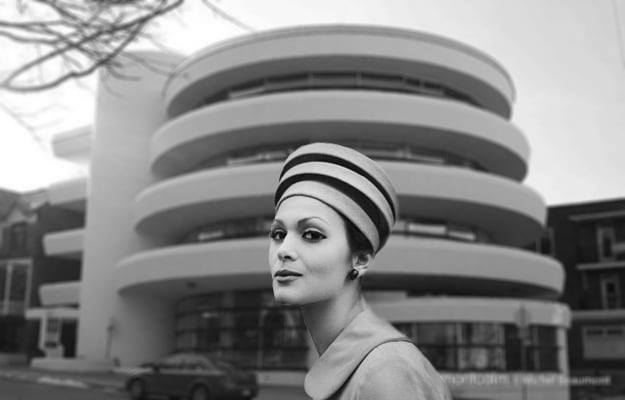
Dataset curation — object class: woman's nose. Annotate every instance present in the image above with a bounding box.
[277,247,296,261]
[277,236,297,261]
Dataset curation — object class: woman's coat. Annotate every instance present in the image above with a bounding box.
[304,305,452,400]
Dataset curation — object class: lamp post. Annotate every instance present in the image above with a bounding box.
[105,317,117,361]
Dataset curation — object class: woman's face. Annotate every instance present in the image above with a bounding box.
[268,195,353,305]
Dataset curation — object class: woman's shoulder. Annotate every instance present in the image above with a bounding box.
[346,341,451,400]
[358,340,435,378]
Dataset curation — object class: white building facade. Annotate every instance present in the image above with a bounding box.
[50,25,570,399]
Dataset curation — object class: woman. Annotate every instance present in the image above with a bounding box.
[268,142,451,400]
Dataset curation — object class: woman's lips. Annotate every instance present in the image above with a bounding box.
[275,275,300,283]
[274,268,302,283]
[274,268,303,277]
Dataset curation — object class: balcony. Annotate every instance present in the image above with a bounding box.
[51,125,92,165]
[134,161,544,246]
[115,236,563,299]
[164,25,514,118]
[43,228,84,259]
[47,176,88,212]
[39,281,80,306]
[151,91,527,179]
[572,308,625,321]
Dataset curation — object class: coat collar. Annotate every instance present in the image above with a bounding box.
[304,303,411,399]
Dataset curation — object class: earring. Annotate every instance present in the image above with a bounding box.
[348,268,359,281]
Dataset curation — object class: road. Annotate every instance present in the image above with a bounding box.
[0,378,310,400]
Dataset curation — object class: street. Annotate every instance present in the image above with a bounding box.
[0,378,310,400]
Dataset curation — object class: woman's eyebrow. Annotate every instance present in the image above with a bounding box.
[298,217,327,227]
[271,217,327,229]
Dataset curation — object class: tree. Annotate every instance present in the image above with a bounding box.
[0,0,253,92]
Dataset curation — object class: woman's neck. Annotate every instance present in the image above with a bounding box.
[301,292,365,356]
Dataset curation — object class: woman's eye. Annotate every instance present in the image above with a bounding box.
[303,230,325,241]
[269,229,285,241]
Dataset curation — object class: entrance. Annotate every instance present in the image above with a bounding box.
[60,320,77,358]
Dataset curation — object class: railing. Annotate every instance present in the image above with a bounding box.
[180,217,491,245]
[191,141,485,174]
[194,70,482,111]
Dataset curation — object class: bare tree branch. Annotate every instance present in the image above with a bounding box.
[1,0,255,92]
[201,0,255,32]
[1,0,185,92]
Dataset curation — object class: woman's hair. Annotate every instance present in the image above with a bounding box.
[343,214,374,256]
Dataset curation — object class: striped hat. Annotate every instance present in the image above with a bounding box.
[274,142,399,253]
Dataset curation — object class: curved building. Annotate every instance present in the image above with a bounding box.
[76,25,570,399]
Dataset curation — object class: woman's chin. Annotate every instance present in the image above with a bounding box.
[272,288,301,306]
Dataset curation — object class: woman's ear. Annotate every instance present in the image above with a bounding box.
[351,252,374,276]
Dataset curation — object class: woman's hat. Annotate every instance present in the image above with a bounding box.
[274,142,399,253]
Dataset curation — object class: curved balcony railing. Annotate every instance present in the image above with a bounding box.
[191,140,485,174]
[164,25,514,118]
[134,161,543,246]
[151,91,528,180]
[179,216,492,245]
[115,237,563,298]
[193,70,481,111]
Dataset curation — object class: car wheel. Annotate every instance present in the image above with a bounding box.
[128,379,146,400]
[190,385,211,400]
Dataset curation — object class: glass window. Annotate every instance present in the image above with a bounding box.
[176,332,197,350]
[600,273,621,309]
[407,221,447,237]
[175,290,307,370]
[457,323,505,371]
[583,325,625,359]
[8,265,27,301]
[10,224,29,255]
[0,263,6,301]
[416,323,458,371]
[597,226,615,261]
[577,223,598,262]
[401,322,559,372]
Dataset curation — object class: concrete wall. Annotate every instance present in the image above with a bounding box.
[77,51,182,365]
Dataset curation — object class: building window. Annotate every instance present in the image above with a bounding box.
[597,226,615,261]
[394,322,560,372]
[215,70,481,109]
[540,227,555,256]
[0,260,32,316]
[9,223,29,256]
[582,325,625,359]
[457,323,506,371]
[527,227,555,256]
[600,273,621,309]
[174,290,308,370]
[194,141,484,173]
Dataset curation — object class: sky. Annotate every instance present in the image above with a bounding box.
[1,0,624,206]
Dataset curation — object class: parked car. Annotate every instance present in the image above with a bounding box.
[125,352,258,400]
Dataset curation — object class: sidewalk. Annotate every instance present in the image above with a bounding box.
[0,365,310,399]
[0,365,125,393]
